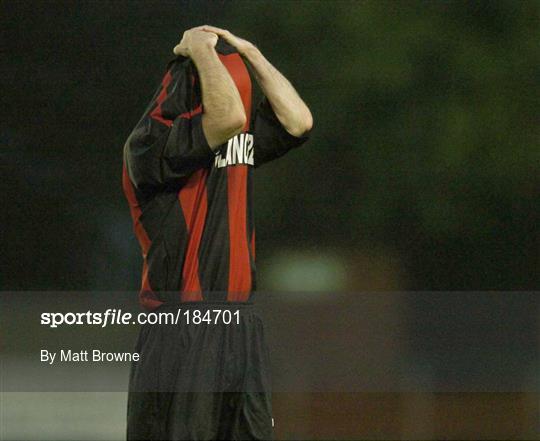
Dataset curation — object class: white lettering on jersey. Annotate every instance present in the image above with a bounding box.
[214,133,254,168]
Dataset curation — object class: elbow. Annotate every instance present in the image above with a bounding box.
[218,110,247,138]
[288,112,313,138]
[228,110,247,134]
[303,112,313,133]
[203,108,247,149]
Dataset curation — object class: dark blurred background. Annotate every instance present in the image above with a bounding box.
[1,0,539,439]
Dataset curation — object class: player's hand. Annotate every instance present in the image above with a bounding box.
[173,26,218,57]
[198,25,256,56]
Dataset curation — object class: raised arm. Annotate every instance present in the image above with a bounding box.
[174,27,246,149]
[124,28,249,190]
[197,25,313,137]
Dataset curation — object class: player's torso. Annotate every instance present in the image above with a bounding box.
[142,48,256,303]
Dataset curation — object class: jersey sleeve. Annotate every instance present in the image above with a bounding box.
[251,96,312,168]
[124,59,215,190]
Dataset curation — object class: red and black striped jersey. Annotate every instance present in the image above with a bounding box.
[123,38,311,310]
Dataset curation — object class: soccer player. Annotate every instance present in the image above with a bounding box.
[122,25,313,440]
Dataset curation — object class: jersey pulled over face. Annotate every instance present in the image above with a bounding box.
[123,38,310,310]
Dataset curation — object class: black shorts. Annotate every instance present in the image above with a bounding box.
[126,302,273,441]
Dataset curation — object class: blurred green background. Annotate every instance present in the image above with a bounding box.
[1,1,539,440]
[2,0,539,291]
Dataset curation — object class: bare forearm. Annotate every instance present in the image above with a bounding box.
[190,44,246,149]
[242,46,313,137]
